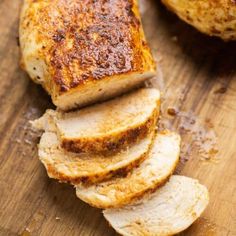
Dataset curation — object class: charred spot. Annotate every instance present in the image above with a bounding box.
[106,141,120,152]
[80,176,89,184]
[124,2,140,27]
[115,53,126,69]
[226,27,234,32]
[125,2,133,16]
[50,50,63,69]
[129,128,142,141]
[70,79,80,88]
[186,16,193,22]
[142,40,147,47]
[53,69,69,92]
[81,73,90,81]
[97,51,110,66]
[53,29,66,43]
[62,141,83,152]
[59,84,69,92]
[119,36,124,43]
[112,167,130,178]
[210,27,221,34]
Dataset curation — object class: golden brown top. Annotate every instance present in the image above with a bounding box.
[21,0,154,94]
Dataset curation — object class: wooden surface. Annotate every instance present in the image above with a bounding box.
[0,0,236,235]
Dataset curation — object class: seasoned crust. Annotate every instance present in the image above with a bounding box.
[20,0,156,109]
[77,168,173,209]
[76,131,181,208]
[162,0,236,41]
[38,131,155,185]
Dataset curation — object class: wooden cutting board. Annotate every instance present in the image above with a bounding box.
[0,1,235,235]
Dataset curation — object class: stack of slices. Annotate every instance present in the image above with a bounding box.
[33,87,209,235]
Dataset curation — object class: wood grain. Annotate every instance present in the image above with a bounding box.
[0,0,235,235]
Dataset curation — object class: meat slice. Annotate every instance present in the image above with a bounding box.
[20,0,156,110]
[103,175,209,236]
[33,88,160,154]
[38,130,154,185]
[76,132,180,208]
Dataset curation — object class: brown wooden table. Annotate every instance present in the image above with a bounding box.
[0,1,235,235]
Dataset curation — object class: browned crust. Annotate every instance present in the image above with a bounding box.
[77,147,180,209]
[61,100,160,154]
[114,168,176,208]
[40,132,155,186]
[21,0,156,97]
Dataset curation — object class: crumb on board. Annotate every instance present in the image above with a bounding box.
[214,87,227,94]
[171,36,178,42]
[167,107,178,116]
[21,228,31,236]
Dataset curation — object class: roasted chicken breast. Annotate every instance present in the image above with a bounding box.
[162,0,236,41]
[20,0,156,110]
